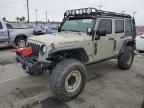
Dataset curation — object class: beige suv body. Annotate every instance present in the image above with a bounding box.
[16,8,136,101]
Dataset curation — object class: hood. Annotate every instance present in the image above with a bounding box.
[28,32,91,46]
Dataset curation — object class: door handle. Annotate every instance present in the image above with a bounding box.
[109,37,114,40]
[120,36,125,39]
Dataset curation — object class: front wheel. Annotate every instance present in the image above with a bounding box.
[142,101,144,108]
[118,46,134,70]
[50,59,87,101]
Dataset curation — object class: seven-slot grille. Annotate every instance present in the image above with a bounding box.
[28,42,41,58]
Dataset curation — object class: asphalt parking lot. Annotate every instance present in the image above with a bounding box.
[0,47,144,108]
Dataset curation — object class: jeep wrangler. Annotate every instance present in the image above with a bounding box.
[15,8,136,101]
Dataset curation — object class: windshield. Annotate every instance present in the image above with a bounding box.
[61,18,95,32]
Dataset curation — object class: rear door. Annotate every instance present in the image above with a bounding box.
[0,22,9,43]
[113,19,125,55]
[93,18,115,60]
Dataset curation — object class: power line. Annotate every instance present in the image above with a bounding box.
[0,1,25,9]
[0,2,22,5]
[0,0,23,4]
[66,0,96,6]
[0,1,24,6]
[0,5,25,9]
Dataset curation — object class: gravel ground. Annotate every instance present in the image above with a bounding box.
[0,47,144,108]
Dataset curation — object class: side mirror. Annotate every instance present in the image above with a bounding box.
[87,27,95,36]
[95,35,100,40]
[96,30,107,36]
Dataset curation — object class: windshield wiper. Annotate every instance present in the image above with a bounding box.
[70,30,81,32]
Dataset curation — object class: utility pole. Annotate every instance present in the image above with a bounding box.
[35,9,38,26]
[46,11,48,23]
[26,0,30,23]
[132,11,136,18]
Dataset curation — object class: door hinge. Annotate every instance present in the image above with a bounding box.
[114,40,117,50]
[94,43,97,55]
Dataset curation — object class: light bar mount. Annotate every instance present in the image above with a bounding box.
[64,7,132,19]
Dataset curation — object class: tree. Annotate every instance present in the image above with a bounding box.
[16,17,20,26]
[19,18,23,22]
[16,17,20,21]
[16,16,26,26]
[21,16,26,22]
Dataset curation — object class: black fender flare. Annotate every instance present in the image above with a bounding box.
[120,39,135,54]
[48,47,89,63]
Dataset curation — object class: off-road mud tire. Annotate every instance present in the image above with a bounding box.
[50,59,87,101]
[118,46,134,70]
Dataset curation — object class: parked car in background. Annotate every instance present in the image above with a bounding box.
[136,34,144,52]
[0,20,41,47]
[41,26,57,34]
[27,26,44,35]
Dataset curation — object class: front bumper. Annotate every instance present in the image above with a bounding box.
[16,53,52,74]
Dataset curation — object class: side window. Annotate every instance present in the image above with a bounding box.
[0,22,3,29]
[98,19,112,34]
[126,20,133,36]
[6,23,13,29]
[115,20,124,33]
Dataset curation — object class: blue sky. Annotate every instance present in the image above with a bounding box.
[0,0,144,25]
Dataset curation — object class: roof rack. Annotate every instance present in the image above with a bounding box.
[64,8,132,19]
[97,10,132,18]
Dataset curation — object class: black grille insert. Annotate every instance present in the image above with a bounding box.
[28,42,41,58]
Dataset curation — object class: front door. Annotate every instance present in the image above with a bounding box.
[0,22,8,44]
[93,18,115,61]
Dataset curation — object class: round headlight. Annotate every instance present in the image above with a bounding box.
[40,45,47,56]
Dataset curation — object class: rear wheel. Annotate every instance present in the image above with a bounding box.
[118,46,134,70]
[50,59,87,101]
